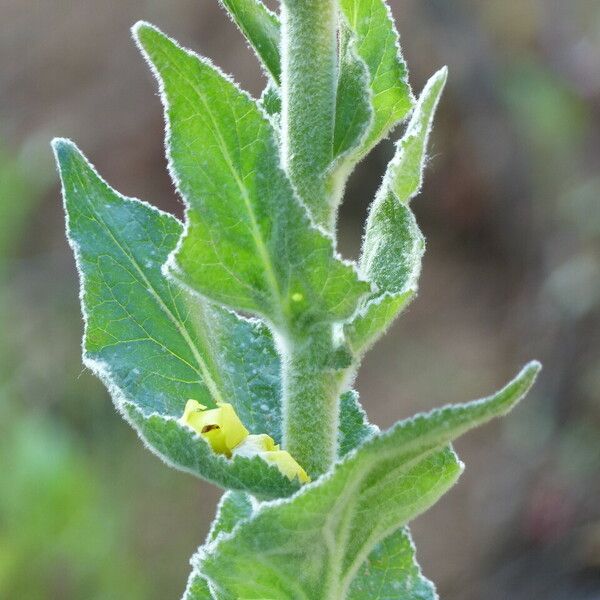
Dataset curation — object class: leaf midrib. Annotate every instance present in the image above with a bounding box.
[155,41,287,324]
[71,164,225,407]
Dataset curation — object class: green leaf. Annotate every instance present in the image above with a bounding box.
[332,24,373,161]
[218,0,281,83]
[345,290,414,355]
[207,491,254,542]
[186,394,431,599]
[184,392,384,599]
[53,138,298,498]
[348,527,436,599]
[182,576,213,600]
[337,390,377,458]
[183,491,254,600]
[201,448,459,599]
[381,68,448,205]
[360,200,424,295]
[134,23,369,330]
[198,361,539,598]
[53,139,281,423]
[124,403,299,498]
[337,0,414,159]
[345,69,448,355]
[260,80,281,117]
[338,393,436,598]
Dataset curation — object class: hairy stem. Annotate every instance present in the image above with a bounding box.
[279,325,347,477]
[280,0,338,229]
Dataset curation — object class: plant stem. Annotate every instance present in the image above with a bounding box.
[280,0,338,229]
[279,325,347,477]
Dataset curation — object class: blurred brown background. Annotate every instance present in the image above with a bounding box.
[1,1,599,598]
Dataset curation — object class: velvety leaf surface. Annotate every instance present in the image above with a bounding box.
[183,491,254,600]
[346,69,447,354]
[183,389,433,598]
[219,0,281,83]
[135,23,369,330]
[182,577,214,600]
[337,390,378,458]
[338,392,437,598]
[125,403,299,498]
[338,0,413,158]
[183,392,386,600]
[201,448,459,599]
[332,24,373,160]
[348,528,436,599]
[260,81,281,117]
[54,139,298,498]
[345,290,414,355]
[198,362,539,598]
[207,491,255,542]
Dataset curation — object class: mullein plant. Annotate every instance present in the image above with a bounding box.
[53,0,540,597]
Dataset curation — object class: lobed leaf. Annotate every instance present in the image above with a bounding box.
[346,69,447,355]
[199,362,539,598]
[134,23,369,330]
[53,139,297,498]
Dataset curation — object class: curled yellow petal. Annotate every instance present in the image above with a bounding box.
[179,402,309,483]
[264,450,310,483]
[234,434,310,483]
[179,400,249,457]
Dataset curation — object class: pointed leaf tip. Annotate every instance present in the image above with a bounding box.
[51,137,78,164]
[137,21,369,326]
[131,20,159,44]
[132,21,175,62]
[513,359,542,397]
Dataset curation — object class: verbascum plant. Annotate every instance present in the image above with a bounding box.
[53,0,540,597]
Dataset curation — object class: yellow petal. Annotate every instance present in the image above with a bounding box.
[233,436,310,483]
[264,450,310,483]
[180,399,207,424]
[234,433,278,455]
[216,403,250,452]
[179,400,249,457]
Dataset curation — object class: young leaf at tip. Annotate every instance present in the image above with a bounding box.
[345,68,448,356]
[338,0,414,154]
[218,0,281,84]
[332,22,373,162]
[327,0,415,210]
[133,22,370,331]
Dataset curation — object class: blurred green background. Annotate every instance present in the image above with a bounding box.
[1,1,599,598]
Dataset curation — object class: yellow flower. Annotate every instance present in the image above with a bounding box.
[233,434,311,484]
[179,401,310,483]
[179,400,249,457]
